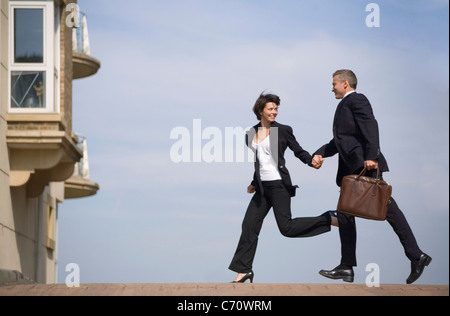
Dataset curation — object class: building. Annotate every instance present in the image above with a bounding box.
[1,0,100,284]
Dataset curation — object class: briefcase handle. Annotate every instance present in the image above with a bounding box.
[353,167,381,196]
[357,167,381,180]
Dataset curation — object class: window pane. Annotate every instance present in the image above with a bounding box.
[11,71,46,108]
[14,8,44,63]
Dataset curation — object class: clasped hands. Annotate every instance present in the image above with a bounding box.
[311,155,324,169]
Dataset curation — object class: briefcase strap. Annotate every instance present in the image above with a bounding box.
[356,167,381,181]
[354,167,381,196]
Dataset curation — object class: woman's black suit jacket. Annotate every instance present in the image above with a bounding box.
[246,121,313,197]
[314,92,389,186]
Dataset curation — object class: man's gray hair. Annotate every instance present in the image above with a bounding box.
[333,69,358,89]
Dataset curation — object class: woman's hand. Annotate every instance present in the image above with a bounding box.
[247,185,256,194]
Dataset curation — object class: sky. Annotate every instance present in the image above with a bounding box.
[57,0,449,285]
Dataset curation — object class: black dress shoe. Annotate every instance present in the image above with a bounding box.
[319,265,354,283]
[407,253,432,284]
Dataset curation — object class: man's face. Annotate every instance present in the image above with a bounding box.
[332,75,347,99]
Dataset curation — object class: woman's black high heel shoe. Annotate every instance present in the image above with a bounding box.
[231,271,254,283]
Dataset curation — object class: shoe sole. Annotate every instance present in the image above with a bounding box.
[319,271,354,283]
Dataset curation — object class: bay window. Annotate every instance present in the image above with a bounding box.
[9,1,59,113]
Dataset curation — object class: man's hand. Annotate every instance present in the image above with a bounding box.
[247,185,256,194]
[364,160,379,170]
[312,155,324,169]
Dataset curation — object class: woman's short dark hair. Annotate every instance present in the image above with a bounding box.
[253,93,280,120]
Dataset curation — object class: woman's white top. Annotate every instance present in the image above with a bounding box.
[252,135,282,181]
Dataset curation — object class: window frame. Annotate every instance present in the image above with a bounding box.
[9,1,59,114]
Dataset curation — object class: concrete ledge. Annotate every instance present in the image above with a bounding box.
[0,269,35,286]
[0,283,448,296]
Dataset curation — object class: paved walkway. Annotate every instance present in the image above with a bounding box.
[0,283,448,296]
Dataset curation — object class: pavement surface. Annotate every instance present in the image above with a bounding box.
[0,283,448,296]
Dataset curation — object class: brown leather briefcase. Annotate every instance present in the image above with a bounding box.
[337,168,392,221]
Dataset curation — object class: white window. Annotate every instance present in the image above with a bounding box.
[9,1,59,113]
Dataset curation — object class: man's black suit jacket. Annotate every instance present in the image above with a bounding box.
[246,121,313,197]
[315,92,389,186]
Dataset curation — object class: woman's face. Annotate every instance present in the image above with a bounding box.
[260,102,278,123]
